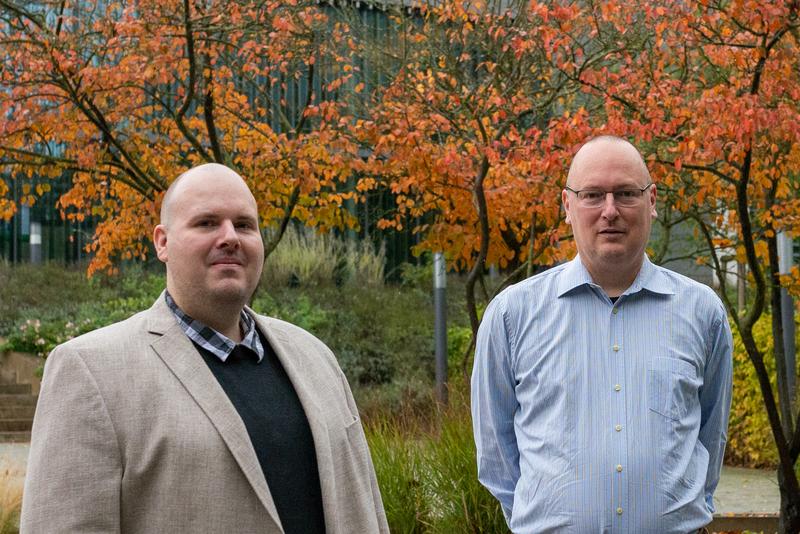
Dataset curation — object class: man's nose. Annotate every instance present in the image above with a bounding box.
[218,220,240,247]
[600,193,619,219]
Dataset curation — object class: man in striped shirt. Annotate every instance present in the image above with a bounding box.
[471,136,732,533]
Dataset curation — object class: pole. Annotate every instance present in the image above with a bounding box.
[778,232,796,403]
[30,221,42,264]
[433,252,448,405]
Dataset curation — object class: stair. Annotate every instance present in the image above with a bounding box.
[0,376,36,443]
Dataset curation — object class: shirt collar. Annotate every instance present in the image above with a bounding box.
[557,254,675,298]
[165,291,265,363]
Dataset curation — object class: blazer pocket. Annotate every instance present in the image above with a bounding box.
[647,357,699,421]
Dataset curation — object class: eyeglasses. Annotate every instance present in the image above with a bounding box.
[565,184,653,208]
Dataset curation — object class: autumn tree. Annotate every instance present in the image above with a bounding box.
[0,0,362,274]
[360,0,599,368]
[557,0,800,529]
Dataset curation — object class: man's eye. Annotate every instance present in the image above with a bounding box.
[197,220,215,227]
[582,191,604,200]
[616,190,637,198]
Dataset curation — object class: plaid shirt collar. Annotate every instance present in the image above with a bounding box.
[165,291,265,363]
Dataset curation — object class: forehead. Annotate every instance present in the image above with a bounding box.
[569,142,649,189]
[171,173,258,218]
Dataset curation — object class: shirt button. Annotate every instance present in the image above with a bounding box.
[617,507,623,515]
[614,384,621,392]
[612,308,619,315]
[613,344,620,352]
[616,464,623,472]
[615,424,622,431]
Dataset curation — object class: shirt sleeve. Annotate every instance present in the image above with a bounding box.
[20,345,122,533]
[470,295,520,523]
[698,301,733,512]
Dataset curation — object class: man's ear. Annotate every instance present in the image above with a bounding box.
[153,225,168,262]
[562,189,573,225]
[649,184,658,220]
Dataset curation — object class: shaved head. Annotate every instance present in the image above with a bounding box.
[160,163,254,227]
[567,135,651,188]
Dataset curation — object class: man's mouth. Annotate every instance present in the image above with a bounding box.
[211,256,243,266]
[598,229,625,235]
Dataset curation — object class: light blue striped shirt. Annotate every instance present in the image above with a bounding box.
[471,255,733,533]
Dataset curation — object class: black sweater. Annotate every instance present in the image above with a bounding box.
[195,332,325,533]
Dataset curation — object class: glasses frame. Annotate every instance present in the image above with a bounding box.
[565,183,654,207]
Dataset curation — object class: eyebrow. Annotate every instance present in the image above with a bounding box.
[187,212,258,223]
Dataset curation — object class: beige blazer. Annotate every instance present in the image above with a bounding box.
[21,294,388,533]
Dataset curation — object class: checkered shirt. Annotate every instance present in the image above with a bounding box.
[165,290,265,363]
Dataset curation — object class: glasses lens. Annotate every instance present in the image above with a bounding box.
[578,190,604,206]
[575,188,646,207]
[613,190,641,206]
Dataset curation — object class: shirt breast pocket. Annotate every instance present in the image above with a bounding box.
[647,357,700,421]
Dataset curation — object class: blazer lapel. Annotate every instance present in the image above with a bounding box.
[254,315,339,532]
[144,296,283,531]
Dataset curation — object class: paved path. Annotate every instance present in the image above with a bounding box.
[714,465,780,515]
[0,443,783,518]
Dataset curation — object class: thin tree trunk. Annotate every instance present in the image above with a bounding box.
[462,156,491,380]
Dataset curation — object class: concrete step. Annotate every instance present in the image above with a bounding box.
[0,431,30,443]
[0,419,33,432]
[0,394,37,405]
[0,383,32,395]
[0,405,36,419]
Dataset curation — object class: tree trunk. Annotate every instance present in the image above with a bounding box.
[778,467,800,534]
[461,156,492,380]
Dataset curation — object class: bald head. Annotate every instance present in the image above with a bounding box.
[160,163,256,227]
[567,136,651,188]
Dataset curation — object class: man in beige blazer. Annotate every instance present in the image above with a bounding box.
[21,164,389,533]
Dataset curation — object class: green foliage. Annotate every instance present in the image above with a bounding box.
[398,259,433,290]
[367,420,431,532]
[0,265,165,357]
[263,226,385,288]
[0,262,108,333]
[447,325,473,378]
[365,388,508,533]
[254,284,433,390]
[254,293,331,333]
[0,317,97,359]
[726,313,800,468]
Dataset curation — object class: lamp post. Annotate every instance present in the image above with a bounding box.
[433,252,448,405]
[30,221,42,264]
[778,232,796,403]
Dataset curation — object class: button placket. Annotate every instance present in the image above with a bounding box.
[610,300,627,529]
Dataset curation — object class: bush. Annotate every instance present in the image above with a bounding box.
[398,259,433,290]
[0,262,109,333]
[725,313,800,468]
[262,226,385,288]
[254,285,433,390]
[0,265,165,358]
[365,386,507,533]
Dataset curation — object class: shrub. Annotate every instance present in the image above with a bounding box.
[725,313,800,468]
[367,420,431,532]
[262,226,384,288]
[0,267,165,359]
[398,259,433,290]
[365,386,507,533]
[0,262,108,333]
